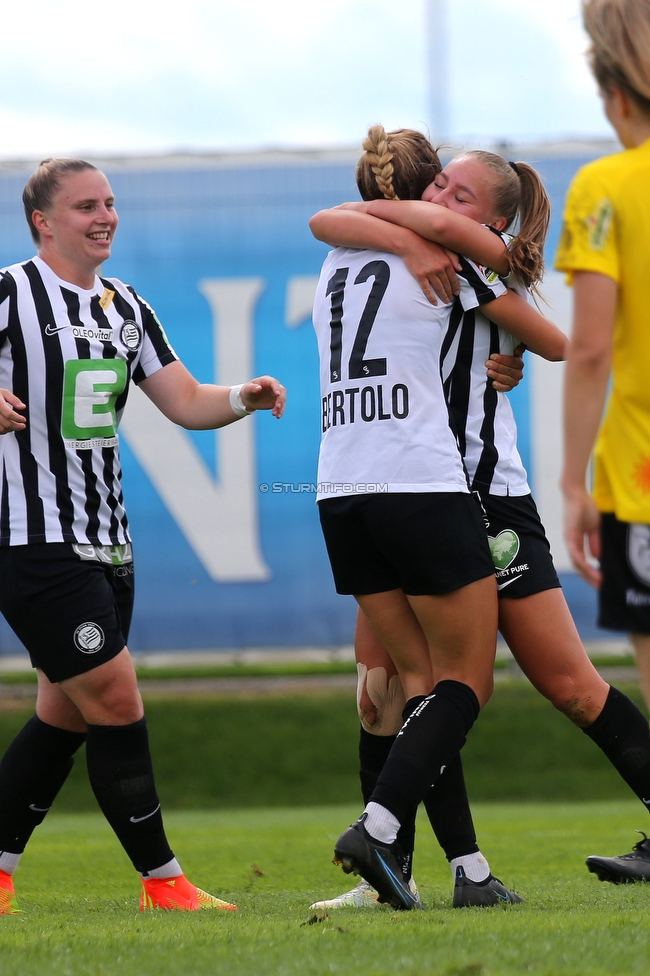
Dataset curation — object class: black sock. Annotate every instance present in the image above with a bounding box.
[423,754,479,860]
[583,685,650,809]
[85,718,173,874]
[359,726,415,878]
[359,726,394,804]
[0,714,86,854]
[370,680,480,825]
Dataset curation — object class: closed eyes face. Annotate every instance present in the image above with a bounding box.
[422,155,505,228]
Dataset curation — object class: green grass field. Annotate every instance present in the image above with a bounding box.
[1,801,650,975]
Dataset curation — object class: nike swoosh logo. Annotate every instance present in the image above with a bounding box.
[374,851,419,908]
[29,803,51,812]
[130,803,161,823]
[496,576,522,591]
[44,323,69,336]
[643,798,650,805]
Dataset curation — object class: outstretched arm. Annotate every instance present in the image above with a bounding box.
[139,361,286,428]
[561,272,616,587]
[310,208,462,304]
[485,290,568,362]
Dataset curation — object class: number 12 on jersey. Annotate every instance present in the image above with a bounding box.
[327,260,390,382]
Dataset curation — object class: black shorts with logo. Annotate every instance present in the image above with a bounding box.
[599,513,650,633]
[476,491,560,600]
[318,491,494,596]
[0,542,135,683]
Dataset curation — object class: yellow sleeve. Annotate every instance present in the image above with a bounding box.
[554,164,620,286]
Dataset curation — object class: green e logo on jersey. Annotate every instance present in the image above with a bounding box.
[61,360,127,441]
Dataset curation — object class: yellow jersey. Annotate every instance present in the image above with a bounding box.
[555,138,650,523]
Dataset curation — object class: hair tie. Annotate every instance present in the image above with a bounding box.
[509,161,520,176]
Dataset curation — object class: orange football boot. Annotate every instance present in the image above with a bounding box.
[140,873,237,912]
[0,870,20,914]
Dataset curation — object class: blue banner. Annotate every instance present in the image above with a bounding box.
[0,148,613,652]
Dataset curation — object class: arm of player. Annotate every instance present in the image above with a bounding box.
[561,271,616,587]
[0,389,27,434]
[350,199,511,277]
[138,361,286,429]
[484,291,568,362]
[309,208,461,304]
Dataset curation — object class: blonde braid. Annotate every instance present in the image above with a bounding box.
[355,125,441,202]
[362,125,400,200]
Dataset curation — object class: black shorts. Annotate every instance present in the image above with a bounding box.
[599,514,650,633]
[476,491,560,600]
[0,543,135,683]
[318,492,494,596]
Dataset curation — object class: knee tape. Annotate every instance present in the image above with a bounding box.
[356,663,406,736]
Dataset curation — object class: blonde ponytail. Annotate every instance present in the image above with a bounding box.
[463,151,550,294]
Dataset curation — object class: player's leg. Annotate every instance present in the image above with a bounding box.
[57,562,236,912]
[311,610,416,909]
[0,675,87,914]
[323,493,500,908]
[498,589,609,725]
[352,606,519,908]
[575,516,650,883]
[0,543,234,911]
[630,634,650,713]
[334,576,498,910]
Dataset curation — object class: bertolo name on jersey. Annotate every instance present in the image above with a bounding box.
[322,383,409,432]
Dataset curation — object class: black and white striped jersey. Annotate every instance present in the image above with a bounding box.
[441,245,530,497]
[0,256,178,546]
[313,247,506,498]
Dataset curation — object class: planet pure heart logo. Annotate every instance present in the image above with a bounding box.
[488,530,520,570]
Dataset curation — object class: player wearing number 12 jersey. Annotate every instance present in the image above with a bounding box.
[310,129,554,910]
[0,157,285,914]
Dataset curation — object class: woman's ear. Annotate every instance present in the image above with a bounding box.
[31,210,50,240]
[490,215,508,232]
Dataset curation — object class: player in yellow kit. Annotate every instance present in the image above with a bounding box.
[558,0,650,883]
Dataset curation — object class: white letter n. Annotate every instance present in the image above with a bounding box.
[120,278,271,582]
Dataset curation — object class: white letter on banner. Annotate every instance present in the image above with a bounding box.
[285,275,319,328]
[530,270,571,571]
[120,278,271,582]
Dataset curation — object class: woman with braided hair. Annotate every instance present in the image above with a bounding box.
[310,125,566,910]
[310,122,650,909]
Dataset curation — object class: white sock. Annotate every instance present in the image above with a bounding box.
[450,851,490,883]
[362,802,400,844]
[0,851,21,876]
[140,857,183,879]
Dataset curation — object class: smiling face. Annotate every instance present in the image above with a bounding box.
[422,155,507,230]
[32,169,118,288]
